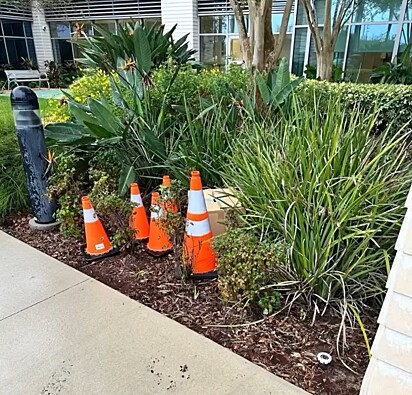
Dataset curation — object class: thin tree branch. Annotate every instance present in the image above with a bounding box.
[229,0,252,65]
[300,0,322,55]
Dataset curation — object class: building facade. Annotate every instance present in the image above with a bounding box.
[0,0,411,81]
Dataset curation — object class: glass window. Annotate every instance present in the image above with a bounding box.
[200,35,226,66]
[0,38,7,64]
[27,39,37,62]
[141,18,161,26]
[52,39,74,63]
[71,22,93,37]
[2,20,24,36]
[50,23,71,39]
[23,22,33,37]
[200,16,229,34]
[118,19,133,26]
[292,27,307,75]
[346,24,397,82]
[278,33,293,61]
[6,38,28,64]
[118,18,160,29]
[93,20,117,36]
[228,15,249,34]
[308,27,347,78]
[230,33,292,64]
[334,26,348,68]
[406,0,412,21]
[314,0,342,25]
[296,1,308,25]
[308,32,320,66]
[353,0,402,23]
[399,23,412,54]
[73,42,86,59]
[272,13,294,33]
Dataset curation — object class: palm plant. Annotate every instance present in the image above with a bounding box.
[74,21,196,74]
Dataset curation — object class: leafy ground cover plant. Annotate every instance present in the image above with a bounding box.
[214,228,285,315]
[48,149,132,248]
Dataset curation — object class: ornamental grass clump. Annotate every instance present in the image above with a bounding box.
[226,95,412,315]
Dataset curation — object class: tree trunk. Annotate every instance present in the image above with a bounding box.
[317,46,334,81]
[251,1,266,71]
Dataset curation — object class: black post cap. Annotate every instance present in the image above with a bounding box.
[10,86,40,110]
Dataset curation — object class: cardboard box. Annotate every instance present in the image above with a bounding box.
[203,188,242,236]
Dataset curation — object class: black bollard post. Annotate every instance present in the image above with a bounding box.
[10,86,59,230]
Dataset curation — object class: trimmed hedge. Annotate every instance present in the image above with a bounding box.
[298,80,412,135]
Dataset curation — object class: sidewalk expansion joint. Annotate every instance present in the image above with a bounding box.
[0,278,91,322]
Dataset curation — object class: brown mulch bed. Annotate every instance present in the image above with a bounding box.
[1,214,378,395]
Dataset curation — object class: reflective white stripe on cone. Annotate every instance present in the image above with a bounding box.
[185,218,212,237]
[187,190,207,214]
[83,208,98,223]
[150,205,163,219]
[131,193,143,206]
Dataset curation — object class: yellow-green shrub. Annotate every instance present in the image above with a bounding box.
[70,69,111,103]
[45,70,112,124]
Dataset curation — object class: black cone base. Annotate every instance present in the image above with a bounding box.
[84,248,119,262]
[144,247,173,258]
[190,270,218,280]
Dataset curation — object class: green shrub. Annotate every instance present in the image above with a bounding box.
[214,229,285,315]
[150,63,251,110]
[45,63,249,192]
[45,60,83,88]
[226,95,412,314]
[298,80,412,136]
[48,150,130,247]
[48,153,85,236]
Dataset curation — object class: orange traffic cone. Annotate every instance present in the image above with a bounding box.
[82,196,118,261]
[146,192,173,257]
[161,175,178,214]
[130,182,150,240]
[183,171,217,279]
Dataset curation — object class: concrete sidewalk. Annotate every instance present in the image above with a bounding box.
[0,231,308,395]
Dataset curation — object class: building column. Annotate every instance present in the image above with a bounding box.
[161,0,199,59]
[31,1,54,71]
